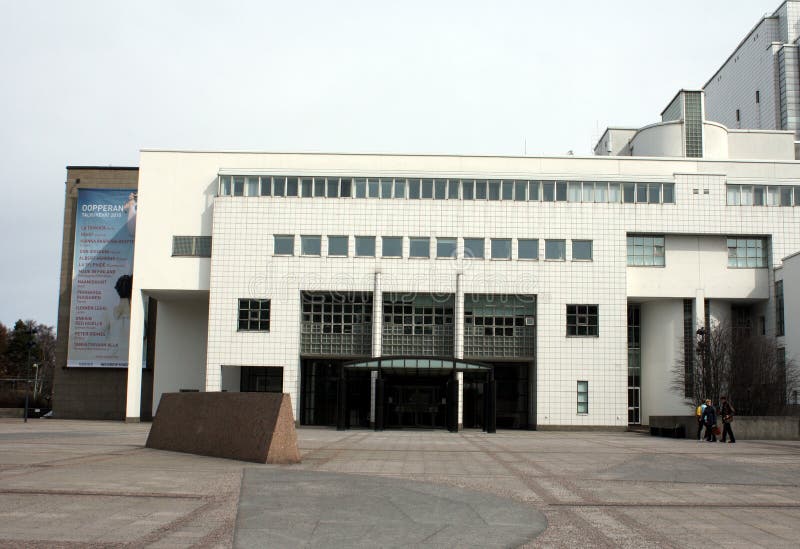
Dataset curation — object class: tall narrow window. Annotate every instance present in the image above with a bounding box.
[577,381,588,414]
[776,280,785,336]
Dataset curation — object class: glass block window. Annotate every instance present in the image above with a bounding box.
[409,237,430,258]
[627,235,665,266]
[355,236,376,257]
[382,294,454,356]
[776,280,785,336]
[382,236,402,258]
[572,240,593,261]
[577,381,588,414]
[491,239,511,259]
[545,239,566,260]
[436,237,456,259]
[172,236,212,257]
[464,294,536,358]
[238,299,270,331]
[518,239,538,260]
[727,238,767,268]
[684,91,703,158]
[567,304,599,336]
[464,238,485,259]
[300,292,372,356]
[274,235,294,256]
[327,236,348,257]
[301,235,321,256]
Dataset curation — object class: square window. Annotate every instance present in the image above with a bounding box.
[437,237,457,258]
[545,239,566,260]
[238,298,270,331]
[491,238,511,259]
[410,237,430,258]
[355,236,376,257]
[382,236,402,258]
[572,240,593,261]
[328,236,348,257]
[301,235,321,256]
[567,304,598,337]
[518,239,538,260]
[274,235,294,255]
[464,238,484,259]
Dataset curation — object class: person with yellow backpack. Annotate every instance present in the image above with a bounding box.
[695,400,707,441]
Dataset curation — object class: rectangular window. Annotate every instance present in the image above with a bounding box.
[219,175,232,196]
[462,179,475,200]
[623,183,635,203]
[627,235,665,266]
[662,183,675,204]
[326,177,340,198]
[567,182,581,202]
[528,180,540,201]
[542,181,555,202]
[233,176,245,196]
[355,236,376,257]
[367,178,380,198]
[301,177,313,197]
[727,238,767,268]
[313,177,325,197]
[776,280,785,336]
[648,183,661,204]
[238,299,270,331]
[382,236,402,258]
[260,176,272,196]
[273,176,286,197]
[286,177,299,197]
[380,178,393,198]
[567,304,599,336]
[594,182,607,203]
[394,178,406,199]
[572,240,593,261]
[301,235,321,256]
[464,238,484,259]
[408,179,421,199]
[341,178,352,197]
[437,237,457,259]
[608,182,621,203]
[518,239,538,260]
[582,182,594,202]
[545,239,566,261]
[447,179,460,199]
[488,180,501,200]
[354,178,367,198]
[274,235,294,256]
[780,186,793,206]
[636,183,648,203]
[172,236,212,257]
[245,176,259,196]
[434,179,447,200]
[421,178,433,199]
[514,180,527,201]
[475,179,488,199]
[753,186,764,205]
[727,185,740,205]
[577,381,588,414]
[409,237,430,258]
[501,181,513,200]
[556,181,567,201]
[327,236,348,257]
[491,238,511,259]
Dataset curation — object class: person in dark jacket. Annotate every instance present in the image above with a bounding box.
[701,399,717,442]
[719,396,736,443]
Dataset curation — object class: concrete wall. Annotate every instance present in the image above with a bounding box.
[650,415,800,440]
[151,296,208,415]
[728,130,796,159]
[628,235,770,300]
[629,122,684,157]
[640,300,688,421]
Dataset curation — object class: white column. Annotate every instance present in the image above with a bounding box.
[455,273,464,359]
[125,290,145,421]
[457,371,464,430]
[695,290,706,333]
[372,271,382,358]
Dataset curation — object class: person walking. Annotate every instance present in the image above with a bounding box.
[701,399,717,442]
[696,400,707,441]
[720,396,736,443]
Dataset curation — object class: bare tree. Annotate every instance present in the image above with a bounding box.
[673,320,798,415]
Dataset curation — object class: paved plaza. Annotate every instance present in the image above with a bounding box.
[0,420,798,548]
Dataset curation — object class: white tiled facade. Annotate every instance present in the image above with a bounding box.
[123,146,800,428]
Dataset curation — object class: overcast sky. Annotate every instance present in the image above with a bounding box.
[0,0,781,328]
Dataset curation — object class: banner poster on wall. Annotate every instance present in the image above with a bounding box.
[67,188,137,368]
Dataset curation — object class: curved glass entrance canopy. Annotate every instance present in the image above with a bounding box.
[343,356,492,374]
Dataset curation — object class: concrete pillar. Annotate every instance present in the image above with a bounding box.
[372,271,382,358]
[457,371,464,430]
[455,273,464,360]
[695,290,706,333]
[125,290,145,421]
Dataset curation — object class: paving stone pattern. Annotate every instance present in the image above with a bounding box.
[0,420,799,548]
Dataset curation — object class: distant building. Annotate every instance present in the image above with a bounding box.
[703,1,800,156]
